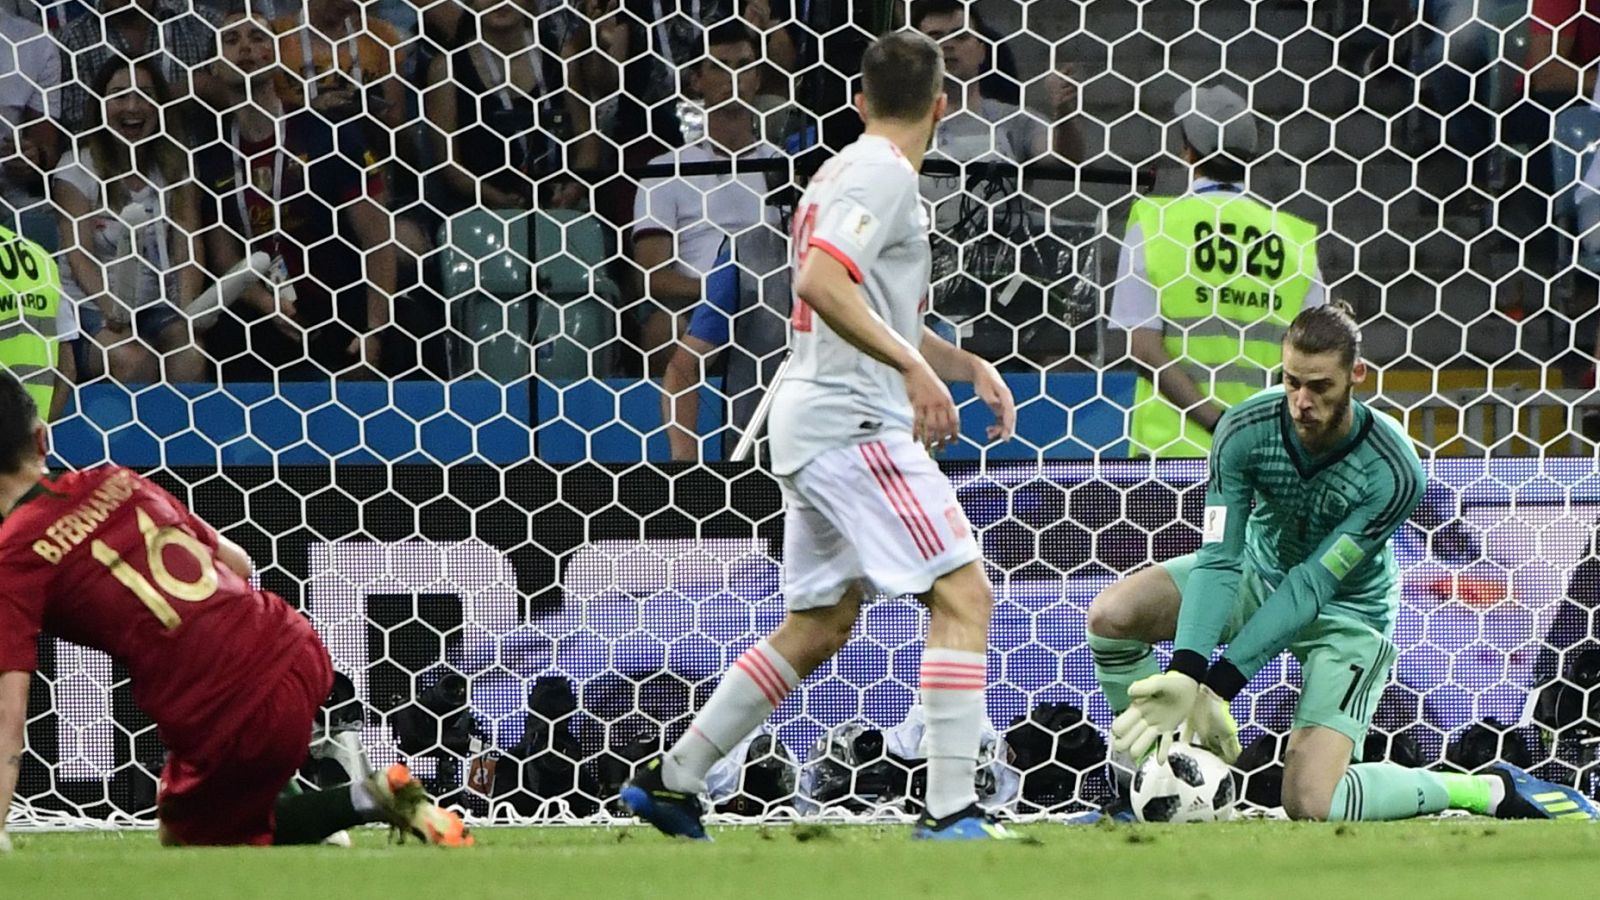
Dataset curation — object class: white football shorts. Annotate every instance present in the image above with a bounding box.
[779,434,981,610]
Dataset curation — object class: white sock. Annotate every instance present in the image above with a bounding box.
[1483,774,1508,816]
[349,777,379,816]
[919,647,987,819]
[662,640,799,794]
[1108,747,1137,795]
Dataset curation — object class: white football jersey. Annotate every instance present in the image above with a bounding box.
[767,134,932,477]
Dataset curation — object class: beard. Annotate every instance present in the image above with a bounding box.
[1300,385,1354,451]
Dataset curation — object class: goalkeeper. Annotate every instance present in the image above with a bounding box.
[1091,304,1598,822]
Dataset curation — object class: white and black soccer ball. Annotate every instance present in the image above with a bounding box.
[1130,745,1237,823]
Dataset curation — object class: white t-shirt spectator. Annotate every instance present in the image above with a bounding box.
[53,148,170,310]
[0,11,57,127]
[631,139,783,278]
[0,10,58,211]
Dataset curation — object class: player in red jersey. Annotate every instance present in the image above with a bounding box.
[0,371,471,849]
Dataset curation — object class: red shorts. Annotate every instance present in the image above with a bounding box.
[157,639,333,846]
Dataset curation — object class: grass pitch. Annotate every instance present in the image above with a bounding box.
[10,819,1598,900]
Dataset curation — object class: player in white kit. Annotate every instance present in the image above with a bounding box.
[623,29,1018,842]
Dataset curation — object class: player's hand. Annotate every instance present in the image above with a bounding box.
[905,361,959,452]
[971,358,1015,442]
[1181,685,1241,765]
[1112,671,1200,764]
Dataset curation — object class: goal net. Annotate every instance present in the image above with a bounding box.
[12,0,1600,827]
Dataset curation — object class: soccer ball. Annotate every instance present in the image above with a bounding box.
[1130,744,1237,823]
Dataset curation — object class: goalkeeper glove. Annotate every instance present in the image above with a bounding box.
[1182,685,1242,764]
[0,830,12,853]
[1111,670,1200,764]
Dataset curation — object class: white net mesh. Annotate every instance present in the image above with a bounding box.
[9,0,1600,827]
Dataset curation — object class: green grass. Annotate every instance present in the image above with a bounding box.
[8,819,1599,900]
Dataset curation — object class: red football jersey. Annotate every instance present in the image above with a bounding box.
[0,466,324,755]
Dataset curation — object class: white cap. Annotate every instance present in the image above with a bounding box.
[1174,84,1259,160]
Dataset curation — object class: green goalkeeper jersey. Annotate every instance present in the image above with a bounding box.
[1173,387,1426,680]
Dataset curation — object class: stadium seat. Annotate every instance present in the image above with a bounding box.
[527,209,619,380]
[437,209,534,383]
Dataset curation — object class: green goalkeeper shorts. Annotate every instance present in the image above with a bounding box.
[1160,552,1400,759]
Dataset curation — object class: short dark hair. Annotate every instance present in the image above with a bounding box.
[0,369,37,475]
[705,20,759,54]
[909,0,963,28]
[861,31,943,121]
[1285,302,1362,369]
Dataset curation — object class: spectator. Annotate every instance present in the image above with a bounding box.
[1527,0,1600,106]
[912,0,1084,168]
[422,0,593,215]
[272,0,433,268]
[910,0,1086,364]
[272,0,407,130]
[0,2,60,243]
[631,21,781,460]
[193,9,397,377]
[54,0,222,138]
[55,59,207,383]
[555,0,804,227]
[1501,0,1600,321]
[1110,85,1324,458]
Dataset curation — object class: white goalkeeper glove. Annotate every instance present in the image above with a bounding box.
[0,830,13,853]
[1182,685,1242,765]
[1111,670,1200,764]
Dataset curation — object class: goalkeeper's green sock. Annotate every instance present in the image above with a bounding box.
[1327,764,1504,821]
[272,781,376,845]
[1089,632,1157,714]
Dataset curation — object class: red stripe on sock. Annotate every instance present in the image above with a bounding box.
[920,662,987,673]
[920,681,987,691]
[745,647,793,697]
[859,442,939,559]
[869,441,944,557]
[733,656,783,706]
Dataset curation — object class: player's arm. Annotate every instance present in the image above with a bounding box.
[920,328,1016,441]
[793,249,926,372]
[1203,455,1425,701]
[1112,413,1255,762]
[214,533,253,580]
[0,670,28,851]
[1167,409,1256,676]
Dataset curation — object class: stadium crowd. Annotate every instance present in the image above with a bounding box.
[0,0,1097,429]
